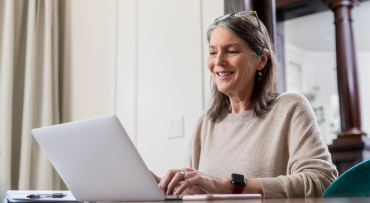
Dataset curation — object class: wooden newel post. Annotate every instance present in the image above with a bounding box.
[331,0,363,136]
[323,0,370,175]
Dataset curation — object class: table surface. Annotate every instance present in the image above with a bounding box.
[92,197,370,203]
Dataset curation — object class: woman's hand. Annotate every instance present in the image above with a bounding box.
[159,168,234,195]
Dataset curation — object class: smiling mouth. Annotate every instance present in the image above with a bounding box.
[217,72,234,77]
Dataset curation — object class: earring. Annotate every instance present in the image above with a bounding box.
[257,70,262,81]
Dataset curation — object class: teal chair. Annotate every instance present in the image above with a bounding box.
[323,159,370,198]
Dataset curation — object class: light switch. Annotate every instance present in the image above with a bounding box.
[167,116,184,139]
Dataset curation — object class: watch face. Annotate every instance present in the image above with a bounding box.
[231,173,246,186]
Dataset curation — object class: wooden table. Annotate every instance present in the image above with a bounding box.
[93,198,370,203]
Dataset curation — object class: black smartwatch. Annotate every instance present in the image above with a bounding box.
[231,173,246,194]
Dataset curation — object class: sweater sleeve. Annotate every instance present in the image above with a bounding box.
[258,94,338,198]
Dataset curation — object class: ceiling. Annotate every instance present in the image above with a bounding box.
[285,1,370,52]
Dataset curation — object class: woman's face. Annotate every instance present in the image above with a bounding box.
[207,26,265,97]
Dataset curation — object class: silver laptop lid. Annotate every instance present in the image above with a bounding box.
[32,115,165,201]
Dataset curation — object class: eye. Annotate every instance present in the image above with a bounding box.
[209,51,217,56]
[228,50,238,54]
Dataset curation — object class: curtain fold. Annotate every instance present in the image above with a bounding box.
[0,0,64,199]
[0,0,16,198]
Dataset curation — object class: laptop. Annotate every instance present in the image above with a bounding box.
[32,115,261,201]
[32,115,180,201]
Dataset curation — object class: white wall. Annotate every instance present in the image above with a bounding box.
[136,0,204,176]
[115,0,138,143]
[62,0,116,123]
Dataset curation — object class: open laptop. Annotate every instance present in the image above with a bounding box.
[32,115,261,202]
[32,115,181,201]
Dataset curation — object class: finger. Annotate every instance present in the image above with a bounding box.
[166,172,185,195]
[150,171,161,184]
[174,176,201,195]
[159,181,180,189]
[182,167,194,171]
[159,169,182,195]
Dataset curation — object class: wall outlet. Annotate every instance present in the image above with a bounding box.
[167,116,184,139]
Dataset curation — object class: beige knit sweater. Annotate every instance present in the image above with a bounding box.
[184,92,338,198]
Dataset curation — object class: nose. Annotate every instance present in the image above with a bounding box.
[215,52,227,67]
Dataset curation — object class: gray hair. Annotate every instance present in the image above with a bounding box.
[206,16,279,121]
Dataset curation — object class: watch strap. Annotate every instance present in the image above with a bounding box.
[233,184,245,194]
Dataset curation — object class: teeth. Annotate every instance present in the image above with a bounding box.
[218,72,233,76]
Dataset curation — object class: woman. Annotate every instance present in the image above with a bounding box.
[152,11,338,199]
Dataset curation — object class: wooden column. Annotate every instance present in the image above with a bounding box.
[252,0,277,46]
[323,0,370,175]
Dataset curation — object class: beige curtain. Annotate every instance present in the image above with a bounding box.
[0,0,64,199]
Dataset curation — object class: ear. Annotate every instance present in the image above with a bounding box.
[257,50,269,71]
